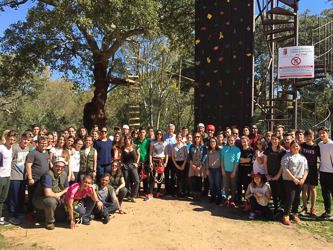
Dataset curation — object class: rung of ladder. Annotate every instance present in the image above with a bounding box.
[129,111,140,114]
[129,118,140,121]
[127,75,139,78]
[128,105,140,108]
[129,123,141,126]
[126,68,139,72]
[125,56,138,59]
[125,62,139,66]
[131,87,140,90]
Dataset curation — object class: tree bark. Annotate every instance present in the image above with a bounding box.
[83,61,109,132]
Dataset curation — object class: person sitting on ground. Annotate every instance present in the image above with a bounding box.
[33,158,69,230]
[92,173,126,224]
[109,161,127,206]
[65,175,101,229]
[244,172,273,220]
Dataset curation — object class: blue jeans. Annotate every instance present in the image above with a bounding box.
[208,167,222,198]
[7,180,26,218]
[97,163,111,180]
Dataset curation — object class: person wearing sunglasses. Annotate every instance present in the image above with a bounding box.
[231,128,242,149]
[33,157,69,230]
[205,138,222,205]
[188,132,207,201]
[93,127,113,180]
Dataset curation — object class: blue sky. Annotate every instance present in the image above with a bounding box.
[0,0,331,78]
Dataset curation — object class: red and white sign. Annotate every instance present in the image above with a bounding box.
[278,46,314,79]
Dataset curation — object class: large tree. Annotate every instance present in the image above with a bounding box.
[0,0,194,131]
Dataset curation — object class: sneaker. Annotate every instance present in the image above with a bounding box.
[82,219,90,225]
[9,217,21,225]
[299,208,307,216]
[292,215,300,222]
[249,213,256,220]
[102,216,111,225]
[317,212,332,221]
[156,192,163,198]
[179,193,185,200]
[310,208,316,218]
[18,213,26,219]
[222,201,230,207]
[0,219,11,226]
[45,223,55,230]
[241,201,248,208]
[283,215,291,225]
[229,202,236,208]
[25,212,34,221]
[144,194,154,201]
[89,214,95,221]
[222,191,226,199]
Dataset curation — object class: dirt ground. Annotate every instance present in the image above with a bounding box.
[2,196,332,250]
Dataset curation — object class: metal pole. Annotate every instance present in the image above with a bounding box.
[293,0,299,130]
[269,0,275,131]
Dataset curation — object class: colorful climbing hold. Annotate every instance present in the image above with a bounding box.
[219,57,223,61]
[239,41,243,45]
[226,21,230,25]
[220,11,224,15]
[195,61,201,65]
[220,105,223,108]
[195,39,200,45]
[213,70,218,73]
[201,27,206,31]
[240,18,244,22]
[195,82,199,87]
[225,92,230,95]
[226,69,230,73]
[234,8,238,11]
[214,46,218,50]
[225,44,230,48]
[233,29,237,34]
[202,50,205,55]
[219,80,223,84]
[207,57,211,63]
[206,82,211,87]
[238,67,242,71]
[239,91,243,95]
[212,93,217,98]
[246,53,252,56]
[219,32,224,39]
[201,70,205,75]
[207,14,212,19]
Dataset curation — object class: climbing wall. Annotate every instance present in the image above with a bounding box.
[195,0,254,131]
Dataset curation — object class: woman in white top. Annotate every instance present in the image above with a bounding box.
[244,172,272,220]
[171,133,188,199]
[252,138,267,182]
[49,134,73,182]
[146,130,168,201]
[71,138,84,183]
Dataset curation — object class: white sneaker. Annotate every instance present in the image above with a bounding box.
[0,218,11,226]
[9,217,21,225]
[249,213,256,220]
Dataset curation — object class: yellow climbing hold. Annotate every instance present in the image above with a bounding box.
[206,82,211,87]
[195,39,200,45]
[220,105,223,108]
[219,32,224,39]
[207,57,211,63]
[207,14,212,19]
[246,53,252,56]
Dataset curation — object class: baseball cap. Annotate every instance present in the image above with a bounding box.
[54,157,67,165]
[197,123,205,128]
[122,125,129,129]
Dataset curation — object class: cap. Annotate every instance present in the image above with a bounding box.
[252,172,262,178]
[54,157,67,165]
[122,125,129,129]
[197,123,205,128]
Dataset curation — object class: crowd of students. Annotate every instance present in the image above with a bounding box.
[0,122,332,230]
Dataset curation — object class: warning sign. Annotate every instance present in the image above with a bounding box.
[278,46,314,79]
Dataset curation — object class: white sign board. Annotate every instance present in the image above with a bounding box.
[278,46,314,79]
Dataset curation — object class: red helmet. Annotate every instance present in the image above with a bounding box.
[207,125,215,132]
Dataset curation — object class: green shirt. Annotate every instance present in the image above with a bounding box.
[134,138,150,162]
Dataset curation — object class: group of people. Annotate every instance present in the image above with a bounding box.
[0,122,332,230]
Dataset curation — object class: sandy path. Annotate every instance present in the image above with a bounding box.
[3,196,332,250]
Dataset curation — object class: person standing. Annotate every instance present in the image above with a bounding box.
[300,129,320,217]
[0,130,18,226]
[249,124,262,152]
[25,135,50,221]
[93,127,113,179]
[317,126,333,221]
[7,132,30,225]
[164,124,177,196]
[134,127,150,196]
[281,140,308,225]
[171,133,188,199]
[188,132,207,202]
[263,134,286,216]
[205,138,222,205]
[79,136,97,182]
[221,135,241,207]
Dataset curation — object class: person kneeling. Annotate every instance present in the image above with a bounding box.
[244,172,273,220]
[93,173,126,224]
[65,174,100,229]
[32,158,69,230]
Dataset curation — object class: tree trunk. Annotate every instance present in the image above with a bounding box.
[83,62,109,132]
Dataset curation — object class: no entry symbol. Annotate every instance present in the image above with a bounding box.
[291,57,301,66]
